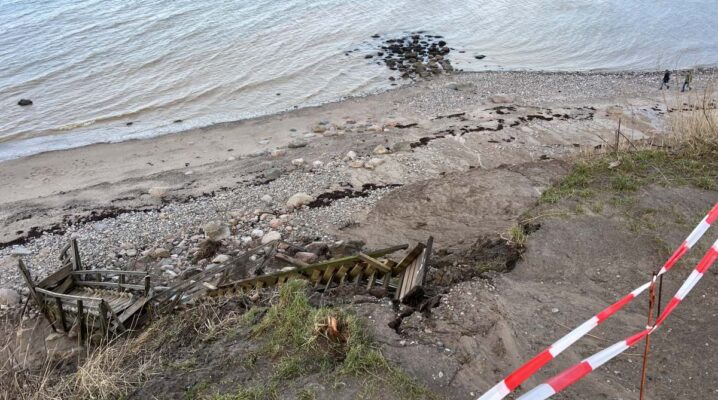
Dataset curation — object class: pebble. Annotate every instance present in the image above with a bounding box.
[365,158,385,169]
[271,149,287,158]
[251,229,265,238]
[291,158,305,166]
[373,145,389,155]
[261,231,282,244]
[345,150,357,160]
[261,194,273,204]
[286,192,314,208]
[203,221,230,241]
[212,254,230,263]
[312,160,324,168]
[10,246,32,257]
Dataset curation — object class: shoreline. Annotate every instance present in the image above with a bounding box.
[3,68,716,163]
[0,68,714,283]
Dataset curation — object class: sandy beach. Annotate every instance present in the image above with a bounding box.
[2,70,704,248]
[2,69,718,399]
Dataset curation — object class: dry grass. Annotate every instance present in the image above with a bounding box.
[666,83,718,155]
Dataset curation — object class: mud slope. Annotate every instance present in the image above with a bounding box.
[342,160,569,249]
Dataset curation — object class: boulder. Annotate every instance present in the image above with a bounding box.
[0,288,20,305]
[286,193,314,209]
[17,99,33,106]
[490,94,514,104]
[202,221,230,241]
[261,231,282,244]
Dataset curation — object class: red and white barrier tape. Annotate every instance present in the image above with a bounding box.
[478,203,718,400]
[517,239,718,400]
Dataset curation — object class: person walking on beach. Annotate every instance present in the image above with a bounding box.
[682,70,693,92]
[660,70,670,90]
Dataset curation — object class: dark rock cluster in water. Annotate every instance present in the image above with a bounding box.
[364,32,456,80]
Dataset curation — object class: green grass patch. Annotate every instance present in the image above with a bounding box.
[540,149,718,205]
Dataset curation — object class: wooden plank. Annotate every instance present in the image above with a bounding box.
[358,253,391,273]
[322,266,336,282]
[274,253,309,268]
[77,300,86,345]
[324,271,337,291]
[98,301,109,339]
[54,276,74,294]
[382,272,392,289]
[336,266,349,285]
[59,242,71,259]
[302,244,409,271]
[71,270,149,277]
[38,265,72,288]
[17,260,58,331]
[54,297,67,332]
[415,236,433,287]
[310,269,322,283]
[348,263,364,278]
[117,297,149,324]
[366,270,376,290]
[36,287,104,303]
[78,281,146,291]
[70,238,82,271]
[393,243,426,275]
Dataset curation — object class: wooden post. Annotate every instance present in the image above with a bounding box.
[98,300,109,340]
[119,274,125,292]
[77,300,86,346]
[17,260,57,332]
[54,297,67,332]
[615,118,622,155]
[144,275,151,297]
[639,274,658,400]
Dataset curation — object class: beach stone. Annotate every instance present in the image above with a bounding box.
[163,270,178,279]
[212,254,230,263]
[286,193,314,209]
[491,94,514,104]
[261,231,282,244]
[288,140,308,149]
[264,168,282,180]
[365,158,385,169]
[151,248,170,259]
[180,268,202,280]
[312,160,324,168]
[0,288,20,305]
[261,194,273,204]
[10,246,32,257]
[373,145,389,155]
[345,151,357,160]
[349,161,364,168]
[240,236,253,245]
[291,158,305,166]
[251,229,265,238]
[203,221,230,241]
[392,141,413,152]
[367,124,383,132]
[126,249,138,257]
[269,219,282,229]
[312,124,327,133]
[294,252,318,264]
[149,187,170,198]
[17,99,33,106]
[270,149,287,158]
